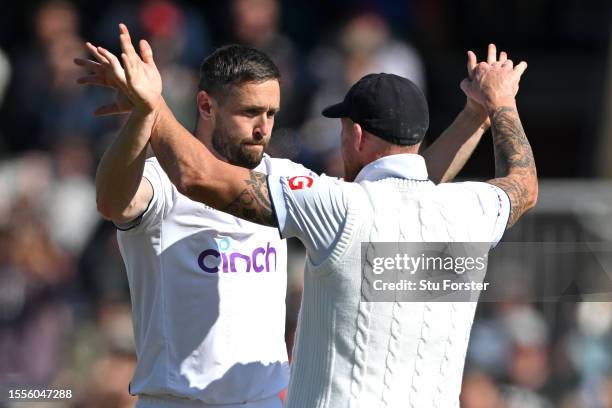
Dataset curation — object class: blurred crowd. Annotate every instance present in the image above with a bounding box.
[0,0,610,407]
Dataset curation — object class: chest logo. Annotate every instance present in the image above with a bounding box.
[288,176,314,190]
[198,242,277,273]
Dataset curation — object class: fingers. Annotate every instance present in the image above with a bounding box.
[74,57,101,72]
[119,22,130,36]
[119,35,136,69]
[94,102,130,116]
[473,62,489,81]
[97,46,128,87]
[467,51,477,79]
[513,61,528,78]
[498,51,507,64]
[503,59,514,69]
[85,42,109,64]
[487,43,497,64]
[118,23,140,67]
[139,39,155,66]
[97,46,120,67]
[121,53,134,81]
[76,74,112,88]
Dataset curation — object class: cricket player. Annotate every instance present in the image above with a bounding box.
[77,24,501,407]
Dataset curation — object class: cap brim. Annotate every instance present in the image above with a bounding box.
[321,102,348,118]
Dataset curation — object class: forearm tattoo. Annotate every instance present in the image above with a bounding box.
[488,106,537,227]
[224,171,277,227]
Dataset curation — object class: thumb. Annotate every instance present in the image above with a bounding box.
[94,102,130,116]
[513,61,528,79]
[466,51,477,79]
[460,78,471,95]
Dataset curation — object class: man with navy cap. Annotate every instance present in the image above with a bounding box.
[87,25,537,406]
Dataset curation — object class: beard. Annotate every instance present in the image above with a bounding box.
[211,116,266,170]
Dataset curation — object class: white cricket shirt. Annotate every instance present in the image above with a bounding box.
[117,154,314,405]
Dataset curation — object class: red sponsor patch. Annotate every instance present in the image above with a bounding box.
[288,176,314,190]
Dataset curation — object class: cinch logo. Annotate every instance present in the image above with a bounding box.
[197,241,277,273]
[288,176,314,190]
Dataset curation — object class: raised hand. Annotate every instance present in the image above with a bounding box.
[75,24,162,116]
[117,23,163,115]
[464,48,489,123]
[75,42,133,116]
[460,44,527,115]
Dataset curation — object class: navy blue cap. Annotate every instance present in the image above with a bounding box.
[322,73,429,146]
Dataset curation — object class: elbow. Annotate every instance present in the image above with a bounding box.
[96,194,133,222]
[528,186,538,211]
[526,174,538,211]
[96,195,117,221]
[515,176,538,220]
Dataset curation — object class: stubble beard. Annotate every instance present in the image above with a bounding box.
[211,120,265,170]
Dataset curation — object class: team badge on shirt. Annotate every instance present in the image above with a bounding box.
[288,176,314,190]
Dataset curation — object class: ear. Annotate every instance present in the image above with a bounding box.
[197,90,215,120]
[352,122,364,152]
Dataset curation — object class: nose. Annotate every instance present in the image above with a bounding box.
[254,114,270,140]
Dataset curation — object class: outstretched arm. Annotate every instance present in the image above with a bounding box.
[487,105,537,227]
[461,45,537,228]
[95,110,155,223]
[76,36,157,223]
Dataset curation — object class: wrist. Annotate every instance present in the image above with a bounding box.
[463,102,487,122]
[149,98,166,137]
[485,98,517,116]
[133,97,163,120]
[131,108,157,127]
[463,99,490,128]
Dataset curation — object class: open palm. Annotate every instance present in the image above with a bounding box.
[75,24,162,116]
[75,43,133,116]
[117,23,163,114]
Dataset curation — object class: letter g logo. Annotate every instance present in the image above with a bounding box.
[288,176,314,191]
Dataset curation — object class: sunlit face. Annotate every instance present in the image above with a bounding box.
[211,80,280,169]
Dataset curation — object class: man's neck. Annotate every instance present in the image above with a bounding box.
[194,124,228,164]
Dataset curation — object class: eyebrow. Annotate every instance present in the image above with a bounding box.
[241,105,280,113]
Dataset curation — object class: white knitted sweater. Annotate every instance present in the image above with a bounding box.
[286,177,499,408]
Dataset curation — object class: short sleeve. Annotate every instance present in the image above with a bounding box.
[452,181,511,247]
[267,174,349,264]
[114,158,176,233]
[282,160,317,177]
[265,156,319,178]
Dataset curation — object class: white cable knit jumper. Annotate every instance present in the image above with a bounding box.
[285,177,495,408]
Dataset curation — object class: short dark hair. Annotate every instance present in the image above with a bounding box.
[199,44,280,99]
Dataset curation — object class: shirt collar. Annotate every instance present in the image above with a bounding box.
[354,153,429,183]
[253,153,271,173]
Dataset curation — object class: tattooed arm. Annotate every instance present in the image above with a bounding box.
[223,172,276,226]
[486,106,537,227]
[460,45,537,228]
[149,100,277,227]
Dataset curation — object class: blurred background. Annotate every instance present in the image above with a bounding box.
[0,0,610,407]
